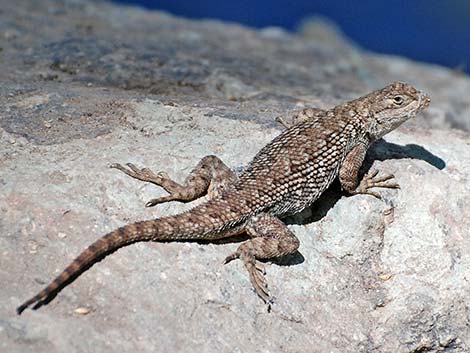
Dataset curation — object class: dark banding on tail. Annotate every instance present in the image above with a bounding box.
[16,220,158,315]
[16,192,254,315]
[16,196,248,315]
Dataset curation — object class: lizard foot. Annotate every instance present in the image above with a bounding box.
[110,162,166,184]
[275,116,292,129]
[111,156,238,206]
[224,248,272,307]
[110,163,179,207]
[354,169,400,199]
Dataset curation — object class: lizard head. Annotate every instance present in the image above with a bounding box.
[367,81,430,140]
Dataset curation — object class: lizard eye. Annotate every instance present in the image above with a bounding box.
[393,95,404,105]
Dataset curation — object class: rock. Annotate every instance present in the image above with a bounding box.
[1,1,469,353]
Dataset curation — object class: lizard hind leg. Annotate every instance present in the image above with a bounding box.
[110,155,237,207]
[224,213,300,306]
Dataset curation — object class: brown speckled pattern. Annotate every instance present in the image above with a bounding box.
[17,82,431,314]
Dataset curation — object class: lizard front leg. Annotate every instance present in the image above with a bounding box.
[110,155,237,207]
[224,213,300,306]
[340,143,400,199]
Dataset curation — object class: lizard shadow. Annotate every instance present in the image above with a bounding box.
[364,139,445,170]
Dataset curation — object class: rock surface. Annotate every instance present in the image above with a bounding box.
[1,1,469,353]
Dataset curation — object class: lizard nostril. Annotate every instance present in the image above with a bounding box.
[419,92,431,106]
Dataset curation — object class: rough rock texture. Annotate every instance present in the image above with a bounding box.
[1,1,469,353]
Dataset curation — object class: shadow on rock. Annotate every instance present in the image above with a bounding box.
[271,251,305,267]
[366,139,446,170]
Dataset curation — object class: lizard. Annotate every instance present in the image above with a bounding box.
[276,106,327,129]
[16,82,430,314]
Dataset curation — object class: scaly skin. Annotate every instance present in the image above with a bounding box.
[17,82,430,314]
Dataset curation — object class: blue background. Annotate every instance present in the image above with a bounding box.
[114,0,470,73]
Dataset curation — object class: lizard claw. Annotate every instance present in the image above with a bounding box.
[110,162,164,183]
[111,162,181,207]
[223,251,239,265]
[156,171,170,179]
[249,262,270,303]
[353,169,400,198]
[223,248,271,305]
[275,116,292,129]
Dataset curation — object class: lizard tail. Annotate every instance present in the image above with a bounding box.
[17,204,238,315]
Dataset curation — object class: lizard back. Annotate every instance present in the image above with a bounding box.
[234,111,365,215]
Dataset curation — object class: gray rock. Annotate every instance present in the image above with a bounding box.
[1,1,469,353]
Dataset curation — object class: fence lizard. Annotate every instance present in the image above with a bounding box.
[17,82,430,314]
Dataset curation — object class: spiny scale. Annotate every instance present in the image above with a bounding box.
[17,82,430,314]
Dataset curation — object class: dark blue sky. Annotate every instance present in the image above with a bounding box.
[115,0,470,72]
